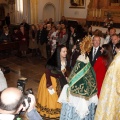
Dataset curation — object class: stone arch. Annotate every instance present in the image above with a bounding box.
[43,2,56,22]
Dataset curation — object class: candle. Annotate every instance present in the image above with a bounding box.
[96,9,97,17]
[93,9,95,17]
[99,9,101,18]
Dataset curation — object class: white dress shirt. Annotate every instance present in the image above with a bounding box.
[92,46,99,60]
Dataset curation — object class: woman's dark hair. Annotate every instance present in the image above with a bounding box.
[102,44,113,68]
[46,45,67,71]
[115,42,120,49]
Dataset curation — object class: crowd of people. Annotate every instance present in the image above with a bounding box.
[0,15,120,120]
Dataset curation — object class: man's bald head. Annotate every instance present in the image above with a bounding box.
[0,87,23,112]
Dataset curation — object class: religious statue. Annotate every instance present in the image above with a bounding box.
[70,0,84,6]
[104,12,113,28]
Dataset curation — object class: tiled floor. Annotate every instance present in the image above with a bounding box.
[0,53,46,97]
[0,53,61,120]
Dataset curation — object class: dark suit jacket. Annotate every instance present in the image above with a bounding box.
[108,41,116,56]
[37,29,48,45]
[67,31,79,45]
[89,46,102,66]
[0,33,11,43]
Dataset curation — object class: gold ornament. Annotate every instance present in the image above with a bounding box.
[80,36,92,54]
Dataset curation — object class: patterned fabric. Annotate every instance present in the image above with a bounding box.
[58,54,98,120]
[37,74,61,119]
[95,52,120,120]
[60,103,97,120]
[68,61,97,99]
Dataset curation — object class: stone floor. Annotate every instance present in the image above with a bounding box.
[0,54,47,97]
[0,53,48,119]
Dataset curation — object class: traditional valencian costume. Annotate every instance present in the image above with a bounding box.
[95,51,120,120]
[37,45,67,119]
[58,36,98,120]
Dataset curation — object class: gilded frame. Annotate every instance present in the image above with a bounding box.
[69,0,86,8]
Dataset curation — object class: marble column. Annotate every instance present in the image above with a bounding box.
[15,0,23,24]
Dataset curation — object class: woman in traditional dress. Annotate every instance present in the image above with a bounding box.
[58,36,98,120]
[37,45,68,119]
[95,42,120,120]
[93,44,113,97]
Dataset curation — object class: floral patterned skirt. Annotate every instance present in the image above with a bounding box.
[60,103,97,120]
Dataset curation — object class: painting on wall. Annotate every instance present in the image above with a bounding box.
[70,0,86,8]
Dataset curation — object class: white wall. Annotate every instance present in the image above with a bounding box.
[38,0,60,23]
[43,4,55,21]
[64,0,90,19]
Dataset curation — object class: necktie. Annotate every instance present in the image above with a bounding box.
[113,45,115,54]
[93,48,96,61]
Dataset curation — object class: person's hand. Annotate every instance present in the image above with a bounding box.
[62,68,66,74]
[22,94,36,113]
[16,94,36,114]
[73,45,76,50]
[48,85,53,90]
[27,94,36,113]
[3,40,7,43]
[32,39,35,42]
[66,77,69,82]
[22,38,26,41]
[72,45,76,52]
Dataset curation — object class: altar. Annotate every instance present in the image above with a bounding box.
[92,26,120,34]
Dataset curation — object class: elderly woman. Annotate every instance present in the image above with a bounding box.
[18,25,28,57]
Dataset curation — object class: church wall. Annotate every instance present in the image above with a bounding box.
[38,0,60,23]
[64,0,90,24]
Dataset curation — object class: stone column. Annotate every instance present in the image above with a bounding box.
[59,0,64,21]
[15,0,23,24]
[30,0,38,24]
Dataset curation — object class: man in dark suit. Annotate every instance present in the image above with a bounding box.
[89,36,102,66]
[109,34,120,56]
[20,19,30,32]
[37,24,48,59]
[5,13,10,27]
[67,25,79,52]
